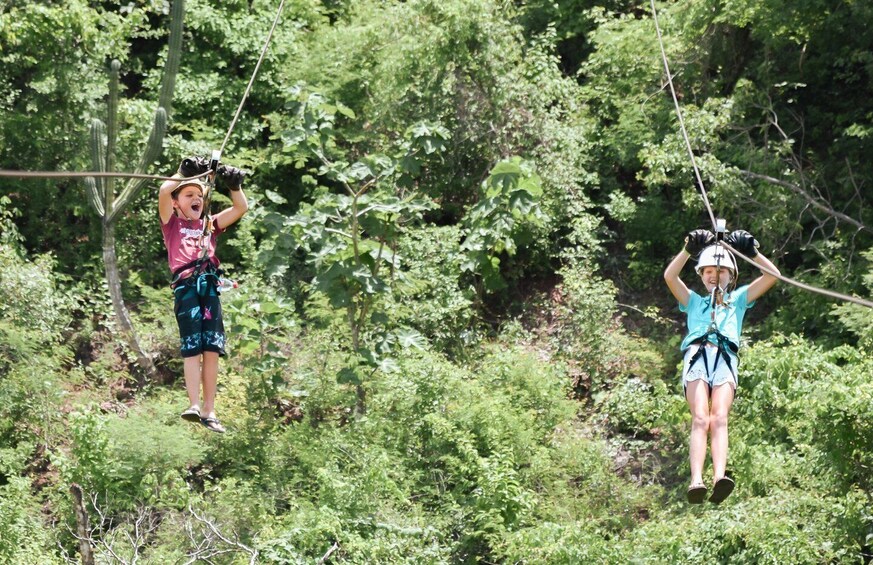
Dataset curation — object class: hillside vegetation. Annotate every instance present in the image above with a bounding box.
[1,0,872,562]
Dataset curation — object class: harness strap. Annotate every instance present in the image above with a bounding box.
[687,331,738,381]
[170,257,221,288]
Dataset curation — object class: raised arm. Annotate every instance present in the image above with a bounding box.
[726,230,779,302]
[159,175,182,225]
[664,250,692,307]
[666,229,716,307]
[745,252,780,302]
[211,165,249,229]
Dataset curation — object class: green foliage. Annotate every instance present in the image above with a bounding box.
[0,476,60,564]
[56,406,205,511]
[547,261,667,395]
[0,213,75,448]
[385,225,477,354]
[833,248,873,347]
[263,87,450,403]
[596,376,670,436]
[0,241,75,339]
[461,157,547,292]
[628,491,867,563]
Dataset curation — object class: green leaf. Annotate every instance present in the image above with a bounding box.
[265,189,288,204]
[335,101,356,119]
[394,328,427,350]
[337,367,362,385]
[378,357,400,373]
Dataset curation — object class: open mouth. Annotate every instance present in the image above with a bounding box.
[191,203,202,213]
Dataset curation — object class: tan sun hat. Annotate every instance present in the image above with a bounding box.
[172,178,209,198]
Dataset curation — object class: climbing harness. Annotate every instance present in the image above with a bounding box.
[685,332,738,388]
[171,257,222,296]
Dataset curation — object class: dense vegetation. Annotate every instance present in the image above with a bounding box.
[2,0,872,562]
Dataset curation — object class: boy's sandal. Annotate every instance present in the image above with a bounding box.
[181,406,201,423]
[200,416,226,434]
[709,476,735,504]
[687,483,707,504]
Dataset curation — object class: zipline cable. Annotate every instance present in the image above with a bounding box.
[723,242,873,309]
[0,0,288,183]
[0,170,209,182]
[649,0,873,310]
[649,0,718,232]
[217,0,287,157]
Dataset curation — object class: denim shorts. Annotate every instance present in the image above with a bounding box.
[682,343,737,392]
[173,276,226,358]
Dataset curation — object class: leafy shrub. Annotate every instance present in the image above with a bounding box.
[808,351,873,491]
[387,225,476,353]
[500,520,630,564]
[833,248,873,347]
[0,356,69,449]
[595,376,670,436]
[0,245,75,339]
[0,475,60,564]
[56,405,205,511]
[0,445,59,563]
[625,491,868,563]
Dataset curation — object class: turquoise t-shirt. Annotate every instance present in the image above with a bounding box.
[679,285,755,351]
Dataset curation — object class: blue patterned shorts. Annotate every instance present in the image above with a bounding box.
[173,276,226,358]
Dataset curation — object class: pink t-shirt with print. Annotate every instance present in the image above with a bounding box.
[161,214,225,280]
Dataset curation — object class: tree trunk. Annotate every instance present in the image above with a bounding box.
[355,384,366,417]
[70,484,95,565]
[103,219,158,386]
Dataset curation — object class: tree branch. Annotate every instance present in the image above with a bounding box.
[739,170,871,234]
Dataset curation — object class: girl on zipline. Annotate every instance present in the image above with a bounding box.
[664,228,779,503]
[159,157,248,433]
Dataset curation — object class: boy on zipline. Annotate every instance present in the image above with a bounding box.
[664,228,779,503]
[159,157,248,433]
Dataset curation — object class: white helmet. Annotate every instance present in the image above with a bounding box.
[695,244,737,277]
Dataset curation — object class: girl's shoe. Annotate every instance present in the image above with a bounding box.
[200,416,226,433]
[687,483,707,504]
[709,476,735,504]
[181,406,201,423]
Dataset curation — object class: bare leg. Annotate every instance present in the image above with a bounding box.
[183,355,202,410]
[709,382,735,481]
[686,379,711,486]
[200,351,220,417]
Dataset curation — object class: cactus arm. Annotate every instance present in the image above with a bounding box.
[88,118,107,218]
[84,177,105,218]
[158,0,184,114]
[109,107,167,223]
[106,60,120,176]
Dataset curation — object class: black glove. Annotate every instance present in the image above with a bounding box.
[179,156,209,177]
[684,229,716,256]
[726,229,759,257]
[216,164,246,191]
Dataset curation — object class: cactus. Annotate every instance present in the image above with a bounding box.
[85,0,186,385]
